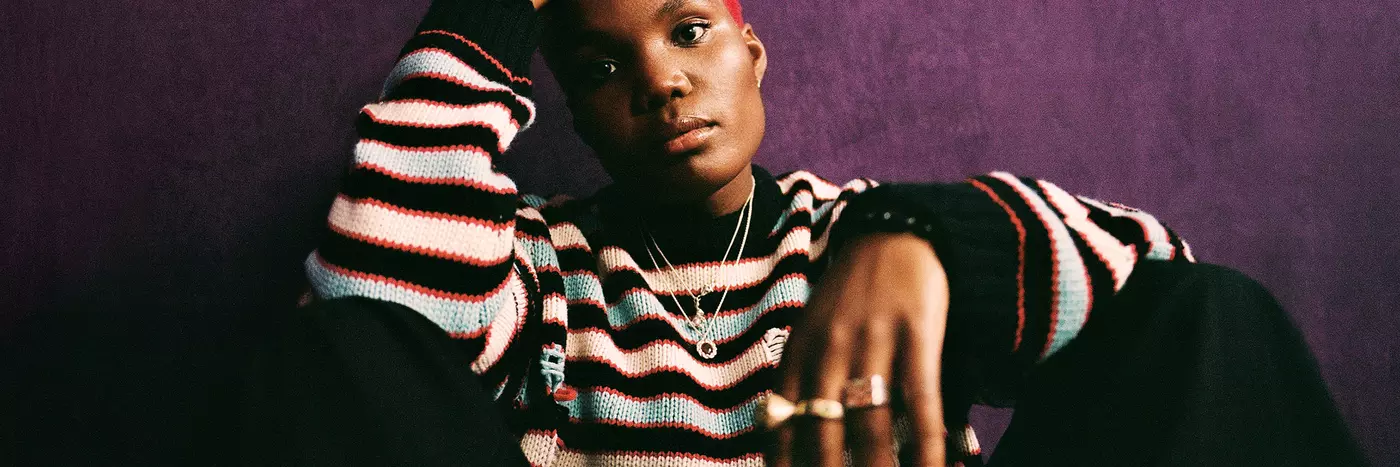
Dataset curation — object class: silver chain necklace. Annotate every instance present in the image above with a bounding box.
[643,176,755,360]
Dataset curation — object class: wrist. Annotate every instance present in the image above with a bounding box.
[841,232,943,274]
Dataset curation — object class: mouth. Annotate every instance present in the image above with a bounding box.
[658,116,718,156]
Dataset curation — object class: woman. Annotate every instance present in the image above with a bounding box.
[242,0,1365,465]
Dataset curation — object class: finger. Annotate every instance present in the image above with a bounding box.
[768,320,815,466]
[898,321,947,467]
[794,325,853,467]
[846,322,897,467]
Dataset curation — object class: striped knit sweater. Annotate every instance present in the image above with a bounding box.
[303,0,1194,464]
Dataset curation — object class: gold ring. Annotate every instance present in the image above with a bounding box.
[793,398,845,420]
[755,393,797,429]
[843,374,890,409]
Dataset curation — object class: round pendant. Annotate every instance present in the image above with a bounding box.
[697,339,718,359]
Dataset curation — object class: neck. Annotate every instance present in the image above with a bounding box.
[700,165,756,217]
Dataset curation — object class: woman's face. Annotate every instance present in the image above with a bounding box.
[543,0,767,205]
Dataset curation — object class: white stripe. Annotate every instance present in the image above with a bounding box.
[305,252,511,336]
[384,48,536,124]
[518,430,558,467]
[565,329,774,389]
[597,226,813,294]
[990,173,1091,359]
[387,49,514,92]
[542,293,569,325]
[1036,180,1136,290]
[517,206,546,222]
[470,272,527,373]
[552,450,764,467]
[602,275,810,343]
[775,170,845,200]
[809,198,851,259]
[353,140,516,192]
[327,196,513,264]
[548,222,591,251]
[1078,197,1177,261]
[561,388,761,437]
[362,100,522,149]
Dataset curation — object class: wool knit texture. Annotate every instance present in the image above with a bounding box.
[304,0,1195,464]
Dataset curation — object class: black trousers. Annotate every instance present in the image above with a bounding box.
[240,262,1365,466]
[986,261,1366,466]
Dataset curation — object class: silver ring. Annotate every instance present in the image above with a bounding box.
[842,374,890,409]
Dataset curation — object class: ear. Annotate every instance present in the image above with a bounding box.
[741,24,767,86]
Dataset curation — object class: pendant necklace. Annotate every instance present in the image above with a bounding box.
[643,176,755,360]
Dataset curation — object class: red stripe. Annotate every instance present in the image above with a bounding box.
[315,252,511,304]
[970,179,1028,352]
[336,194,512,232]
[328,222,510,267]
[580,385,767,411]
[360,101,519,130]
[566,417,754,440]
[359,139,490,154]
[417,30,533,85]
[354,161,516,195]
[394,66,511,94]
[554,446,764,463]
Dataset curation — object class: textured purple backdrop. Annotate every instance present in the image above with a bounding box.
[2,0,1397,464]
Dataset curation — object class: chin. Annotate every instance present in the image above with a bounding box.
[631,147,749,205]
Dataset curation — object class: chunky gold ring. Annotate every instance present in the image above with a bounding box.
[843,374,890,409]
[793,398,845,420]
[755,393,797,429]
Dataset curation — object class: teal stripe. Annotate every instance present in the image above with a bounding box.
[600,275,810,341]
[562,271,606,302]
[518,237,560,270]
[767,193,840,235]
[997,175,1092,360]
[306,253,506,335]
[561,389,760,436]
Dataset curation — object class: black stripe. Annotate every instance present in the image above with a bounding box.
[339,165,517,223]
[564,360,779,410]
[594,260,810,316]
[568,303,802,354]
[558,423,766,460]
[972,176,1055,366]
[383,78,532,125]
[809,188,865,242]
[399,33,522,93]
[318,233,514,297]
[1083,199,1154,256]
[554,248,596,274]
[514,211,554,242]
[357,113,506,156]
[1067,225,1118,315]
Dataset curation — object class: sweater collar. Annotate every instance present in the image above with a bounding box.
[595,165,786,265]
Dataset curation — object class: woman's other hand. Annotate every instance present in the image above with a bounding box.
[768,233,950,467]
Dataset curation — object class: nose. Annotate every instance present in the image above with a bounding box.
[631,52,693,115]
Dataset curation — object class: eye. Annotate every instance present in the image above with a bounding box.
[673,22,711,45]
[584,60,619,82]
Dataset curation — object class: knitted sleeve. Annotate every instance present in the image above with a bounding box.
[303,0,548,391]
[830,172,1195,403]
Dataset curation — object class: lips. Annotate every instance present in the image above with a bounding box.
[657,116,717,156]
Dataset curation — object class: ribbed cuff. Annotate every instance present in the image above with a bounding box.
[829,182,1027,405]
[415,0,541,79]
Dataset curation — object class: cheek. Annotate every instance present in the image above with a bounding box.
[571,98,634,150]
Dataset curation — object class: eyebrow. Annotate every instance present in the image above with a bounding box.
[655,0,695,20]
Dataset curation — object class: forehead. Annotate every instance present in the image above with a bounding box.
[548,0,730,33]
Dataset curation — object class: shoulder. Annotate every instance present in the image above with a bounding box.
[773,170,880,202]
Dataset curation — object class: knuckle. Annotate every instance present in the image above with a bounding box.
[823,325,855,350]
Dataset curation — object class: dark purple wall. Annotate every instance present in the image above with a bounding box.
[3,0,1397,464]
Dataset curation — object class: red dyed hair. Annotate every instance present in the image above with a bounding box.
[723,0,744,24]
